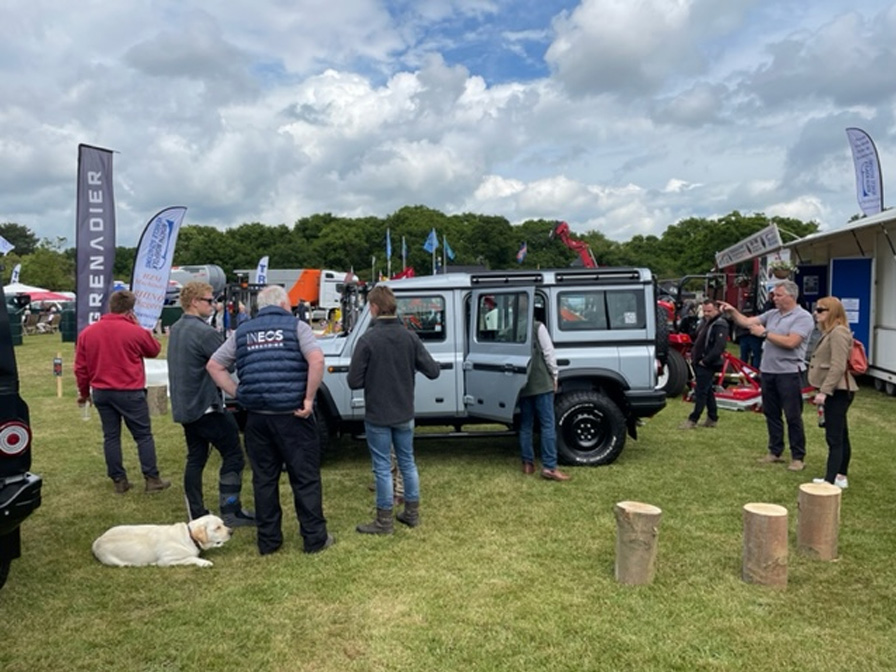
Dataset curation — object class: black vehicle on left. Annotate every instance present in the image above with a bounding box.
[0,286,42,589]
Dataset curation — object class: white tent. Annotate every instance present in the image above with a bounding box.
[4,282,71,302]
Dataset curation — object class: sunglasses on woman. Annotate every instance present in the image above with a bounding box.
[814,307,829,313]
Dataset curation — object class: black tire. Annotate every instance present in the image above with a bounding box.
[886,381,896,397]
[655,303,670,365]
[0,557,10,591]
[873,377,885,392]
[555,391,627,466]
[659,349,689,397]
[314,405,334,452]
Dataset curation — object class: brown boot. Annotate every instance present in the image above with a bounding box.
[356,508,393,535]
[144,476,171,493]
[113,477,131,494]
[396,501,420,528]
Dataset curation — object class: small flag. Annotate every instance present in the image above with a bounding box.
[386,228,392,258]
[444,236,455,261]
[423,228,439,253]
[516,241,528,263]
[10,263,21,283]
[256,255,269,284]
[0,235,15,256]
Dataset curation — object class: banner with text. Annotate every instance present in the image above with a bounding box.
[130,206,187,330]
[846,127,884,217]
[714,223,783,269]
[256,255,269,285]
[75,144,116,336]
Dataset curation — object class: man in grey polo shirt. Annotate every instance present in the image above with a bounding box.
[168,281,254,527]
[720,280,815,471]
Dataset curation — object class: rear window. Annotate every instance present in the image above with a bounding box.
[557,289,645,331]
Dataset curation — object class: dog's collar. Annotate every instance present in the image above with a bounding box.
[187,527,203,550]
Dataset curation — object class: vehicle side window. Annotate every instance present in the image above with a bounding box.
[557,289,645,331]
[476,293,529,343]
[396,295,446,342]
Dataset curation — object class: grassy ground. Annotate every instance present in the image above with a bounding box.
[3,333,896,672]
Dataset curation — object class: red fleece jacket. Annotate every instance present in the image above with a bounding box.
[74,313,161,398]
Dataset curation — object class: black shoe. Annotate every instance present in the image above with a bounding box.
[306,533,335,554]
[223,508,256,528]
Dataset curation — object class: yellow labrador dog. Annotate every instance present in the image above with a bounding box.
[92,514,232,568]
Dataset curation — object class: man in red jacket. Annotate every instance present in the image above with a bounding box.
[75,290,170,494]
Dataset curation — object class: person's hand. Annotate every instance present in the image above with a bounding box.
[813,392,826,406]
[77,395,90,406]
[748,324,766,337]
[294,398,314,419]
[717,300,733,313]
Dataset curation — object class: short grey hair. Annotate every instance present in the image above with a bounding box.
[776,280,799,299]
[257,285,289,309]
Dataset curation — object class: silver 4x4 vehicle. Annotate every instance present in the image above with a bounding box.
[315,268,667,466]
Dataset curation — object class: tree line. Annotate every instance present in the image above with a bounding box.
[1,208,820,292]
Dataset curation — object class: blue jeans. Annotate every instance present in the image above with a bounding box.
[365,420,418,510]
[518,392,557,470]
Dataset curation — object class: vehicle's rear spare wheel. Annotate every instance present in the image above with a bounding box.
[658,348,689,397]
[555,391,627,466]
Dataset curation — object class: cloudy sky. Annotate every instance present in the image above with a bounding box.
[1,0,895,246]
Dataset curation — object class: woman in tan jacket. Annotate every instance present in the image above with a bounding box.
[807,297,858,488]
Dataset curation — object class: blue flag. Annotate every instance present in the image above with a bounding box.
[423,228,439,253]
[516,241,527,263]
[444,236,455,261]
[386,228,392,258]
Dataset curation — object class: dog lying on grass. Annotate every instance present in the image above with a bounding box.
[92,514,232,568]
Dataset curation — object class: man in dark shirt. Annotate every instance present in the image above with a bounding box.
[168,282,254,527]
[680,299,728,429]
[348,286,440,534]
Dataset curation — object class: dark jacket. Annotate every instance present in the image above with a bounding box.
[691,314,729,371]
[167,314,224,424]
[235,306,308,412]
[347,315,440,425]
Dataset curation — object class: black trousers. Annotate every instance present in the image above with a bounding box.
[93,388,159,481]
[822,390,854,482]
[244,412,328,554]
[760,371,806,460]
[689,364,718,423]
[182,412,246,519]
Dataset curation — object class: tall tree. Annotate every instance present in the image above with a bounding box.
[0,223,39,256]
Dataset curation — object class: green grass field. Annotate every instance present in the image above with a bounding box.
[3,333,896,672]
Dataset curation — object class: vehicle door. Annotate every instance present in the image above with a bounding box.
[463,287,534,423]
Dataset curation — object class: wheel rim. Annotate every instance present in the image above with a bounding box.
[560,404,607,451]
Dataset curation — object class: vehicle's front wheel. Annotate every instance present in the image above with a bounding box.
[555,391,627,466]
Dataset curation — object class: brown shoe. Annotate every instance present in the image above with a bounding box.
[787,460,805,472]
[541,468,571,482]
[144,476,171,493]
[113,477,131,494]
[678,420,697,430]
[522,461,535,475]
[758,453,785,464]
[700,419,718,428]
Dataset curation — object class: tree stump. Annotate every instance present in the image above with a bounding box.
[614,501,663,585]
[742,503,788,588]
[146,385,168,417]
[797,482,841,561]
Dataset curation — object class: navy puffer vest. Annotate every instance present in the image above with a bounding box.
[235,306,307,412]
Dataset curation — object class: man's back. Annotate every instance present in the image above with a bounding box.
[76,313,160,391]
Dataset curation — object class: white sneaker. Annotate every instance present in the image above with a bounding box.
[834,476,849,489]
[812,478,829,485]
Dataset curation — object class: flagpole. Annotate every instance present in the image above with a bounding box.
[402,236,407,270]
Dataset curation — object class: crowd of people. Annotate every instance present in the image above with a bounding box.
[681,279,857,488]
[72,276,859,558]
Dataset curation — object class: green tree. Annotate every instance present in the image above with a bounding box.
[20,239,75,290]
[0,222,39,256]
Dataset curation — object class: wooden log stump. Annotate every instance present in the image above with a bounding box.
[797,482,841,561]
[614,501,663,585]
[742,503,788,589]
[146,385,168,417]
